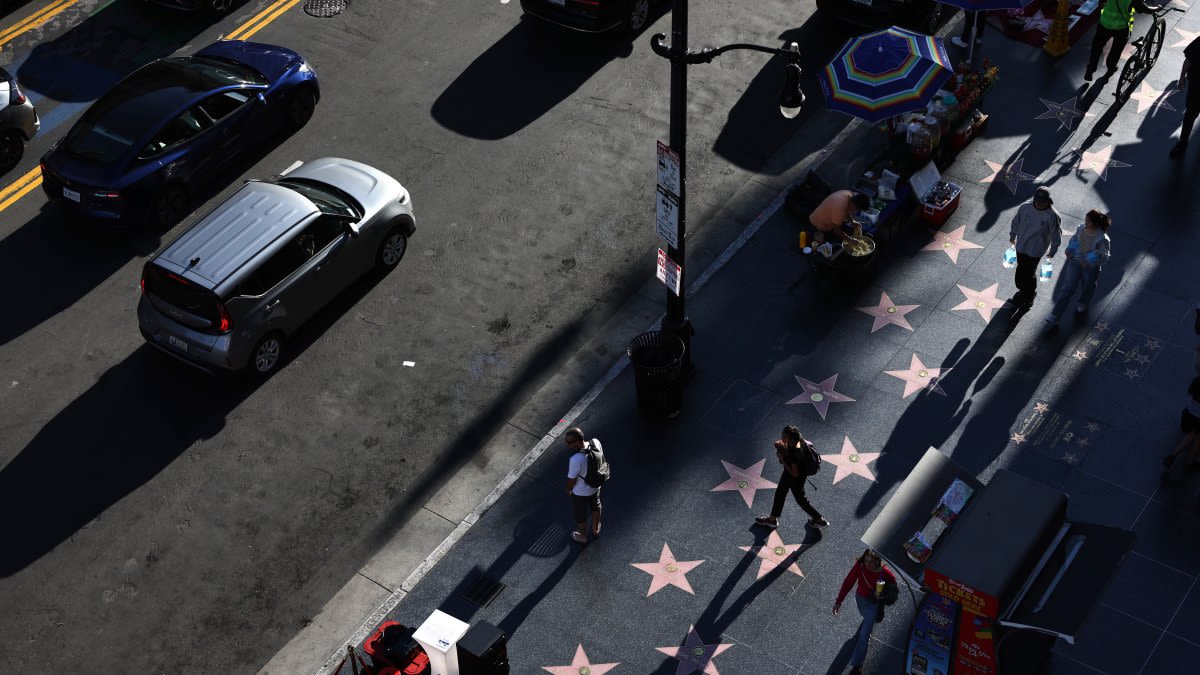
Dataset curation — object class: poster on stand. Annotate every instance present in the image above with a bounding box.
[907,593,956,675]
[953,609,997,675]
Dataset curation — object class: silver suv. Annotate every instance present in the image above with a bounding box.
[137,157,415,375]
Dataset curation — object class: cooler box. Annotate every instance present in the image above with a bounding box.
[909,161,961,227]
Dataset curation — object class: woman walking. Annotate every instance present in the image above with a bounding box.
[1164,377,1200,471]
[1047,210,1112,325]
[833,549,897,675]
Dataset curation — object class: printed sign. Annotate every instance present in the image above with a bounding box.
[907,593,956,675]
[953,607,997,675]
[656,248,681,296]
[656,187,680,249]
[1072,321,1163,383]
[924,569,999,619]
[656,140,681,197]
[1010,398,1108,466]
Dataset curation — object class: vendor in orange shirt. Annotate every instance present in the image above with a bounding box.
[809,190,870,245]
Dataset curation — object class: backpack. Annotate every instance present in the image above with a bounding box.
[799,439,822,477]
[582,439,611,488]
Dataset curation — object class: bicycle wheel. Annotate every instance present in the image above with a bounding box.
[1115,54,1141,102]
[1144,19,1166,70]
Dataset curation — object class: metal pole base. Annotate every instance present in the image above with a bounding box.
[662,314,696,380]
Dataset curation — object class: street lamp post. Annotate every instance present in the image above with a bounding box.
[650,0,805,379]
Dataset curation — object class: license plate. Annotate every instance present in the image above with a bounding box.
[63,187,81,202]
[168,335,188,352]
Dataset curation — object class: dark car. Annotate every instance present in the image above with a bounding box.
[816,0,945,34]
[143,0,235,11]
[40,39,319,229]
[0,66,39,175]
[520,0,658,34]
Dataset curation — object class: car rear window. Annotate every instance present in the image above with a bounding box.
[144,264,222,326]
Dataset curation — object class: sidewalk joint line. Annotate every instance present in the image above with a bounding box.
[505,420,541,440]
[1129,550,1198,579]
[422,506,457,528]
[355,571,391,594]
[1136,574,1198,675]
[1056,651,1109,674]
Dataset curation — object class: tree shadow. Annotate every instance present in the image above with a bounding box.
[430,17,635,141]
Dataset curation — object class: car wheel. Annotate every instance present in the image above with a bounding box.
[625,0,651,34]
[286,87,317,129]
[250,333,284,375]
[0,131,23,176]
[210,0,233,11]
[376,227,408,271]
[153,186,189,229]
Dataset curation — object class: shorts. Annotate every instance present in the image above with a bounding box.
[1182,409,1200,435]
[571,491,601,522]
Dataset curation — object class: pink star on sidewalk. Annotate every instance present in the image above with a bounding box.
[1129,82,1178,114]
[739,530,805,579]
[786,373,856,419]
[1076,145,1131,181]
[631,544,705,596]
[922,226,983,263]
[711,459,776,508]
[856,291,919,332]
[543,645,621,675]
[823,436,880,484]
[952,283,1007,322]
[1010,432,1027,444]
[1173,27,1200,48]
[885,353,948,398]
[980,159,1036,195]
[657,626,733,675]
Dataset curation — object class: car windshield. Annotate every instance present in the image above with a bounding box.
[61,121,137,162]
[276,178,361,219]
[186,56,268,86]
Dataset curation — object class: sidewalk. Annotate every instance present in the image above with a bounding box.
[325,9,1200,675]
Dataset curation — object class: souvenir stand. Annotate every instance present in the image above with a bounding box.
[861,448,1135,674]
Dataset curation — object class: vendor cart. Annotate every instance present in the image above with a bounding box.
[862,448,1135,674]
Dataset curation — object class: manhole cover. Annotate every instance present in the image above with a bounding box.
[459,566,506,608]
[304,0,347,17]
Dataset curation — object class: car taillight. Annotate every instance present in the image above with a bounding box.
[569,0,601,5]
[140,276,145,295]
[11,82,25,106]
[93,191,120,199]
[217,302,232,334]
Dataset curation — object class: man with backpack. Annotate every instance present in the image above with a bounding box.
[564,427,610,544]
[755,425,830,530]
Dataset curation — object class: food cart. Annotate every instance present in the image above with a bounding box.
[861,448,1135,674]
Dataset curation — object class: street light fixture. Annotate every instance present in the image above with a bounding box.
[649,1,805,380]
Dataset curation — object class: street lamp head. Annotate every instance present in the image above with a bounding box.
[779,62,805,119]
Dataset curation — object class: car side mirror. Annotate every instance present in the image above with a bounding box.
[344,222,359,239]
[256,92,267,104]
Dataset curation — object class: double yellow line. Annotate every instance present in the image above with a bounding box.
[0,0,302,217]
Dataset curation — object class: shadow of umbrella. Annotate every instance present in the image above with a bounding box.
[431,18,633,141]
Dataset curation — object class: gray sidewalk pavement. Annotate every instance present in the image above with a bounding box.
[306,7,1200,675]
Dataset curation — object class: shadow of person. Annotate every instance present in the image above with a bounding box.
[823,635,859,675]
[430,17,634,141]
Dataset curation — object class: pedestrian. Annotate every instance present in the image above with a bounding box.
[1170,34,1200,158]
[564,427,605,544]
[1085,0,1164,81]
[809,189,871,245]
[951,11,984,55]
[755,425,830,530]
[1009,187,1062,309]
[833,549,898,675]
[1046,210,1112,325]
[1163,377,1200,471]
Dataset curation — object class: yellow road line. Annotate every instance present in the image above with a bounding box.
[227,0,302,41]
[0,0,81,49]
[0,166,42,212]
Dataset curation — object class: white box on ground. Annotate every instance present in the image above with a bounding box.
[656,248,681,296]
[412,609,470,675]
[655,186,680,248]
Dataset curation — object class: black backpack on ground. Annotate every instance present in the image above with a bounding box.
[582,439,611,488]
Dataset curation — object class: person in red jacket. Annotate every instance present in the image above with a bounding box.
[833,549,897,675]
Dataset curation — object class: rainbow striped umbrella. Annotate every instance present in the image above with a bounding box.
[820,26,954,123]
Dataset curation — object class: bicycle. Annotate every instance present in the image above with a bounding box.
[1114,5,1185,103]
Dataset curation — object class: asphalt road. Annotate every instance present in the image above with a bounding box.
[0,0,855,670]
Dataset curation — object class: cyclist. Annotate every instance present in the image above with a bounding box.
[1170,35,1200,158]
[1085,0,1165,81]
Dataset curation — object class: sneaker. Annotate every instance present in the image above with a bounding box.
[1170,142,1188,159]
[808,517,830,528]
[1076,303,1087,313]
[754,516,779,529]
[951,36,968,48]
[1164,453,1177,468]
[570,531,588,544]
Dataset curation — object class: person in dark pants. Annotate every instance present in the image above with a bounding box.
[1009,187,1062,308]
[755,425,829,530]
[951,11,984,52]
[1086,0,1163,81]
[1170,35,1200,158]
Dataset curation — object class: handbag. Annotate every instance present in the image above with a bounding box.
[860,566,900,624]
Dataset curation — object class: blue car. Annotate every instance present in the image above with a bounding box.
[40,40,319,228]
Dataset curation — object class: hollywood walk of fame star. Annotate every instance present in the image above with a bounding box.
[1023,14,1053,33]
[1073,350,1089,361]
[631,544,705,596]
[711,459,776,508]
[952,283,1008,322]
[1129,82,1178,114]
[1173,27,1200,48]
[543,645,621,675]
[823,436,881,484]
[739,530,805,579]
[1086,422,1102,432]
[1061,452,1081,465]
[980,159,1037,195]
[1037,97,1086,131]
[1011,432,1027,444]
[1124,368,1140,380]
[1034,402,1050,413]
[657,626,733,675]
[1095,321,1110,333]
[1145,337,1161,349]
[1133,353,1153,365]
[922,225,984,263]
[856,291,919,332]
[786,374,856,419]
[885,353,949,398]
[1076,145,1131,181]
[1077,437,1091,447]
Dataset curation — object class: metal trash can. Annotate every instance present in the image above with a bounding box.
[627,331,685,420]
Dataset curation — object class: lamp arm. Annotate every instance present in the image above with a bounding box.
[650,34,801,65]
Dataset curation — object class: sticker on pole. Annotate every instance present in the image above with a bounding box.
[655,187,680,249]
[656,248,681,296]
[656,141,681,197]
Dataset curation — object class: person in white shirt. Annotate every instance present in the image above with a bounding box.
[565,427,602,544]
